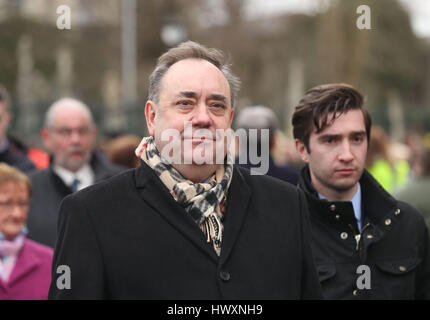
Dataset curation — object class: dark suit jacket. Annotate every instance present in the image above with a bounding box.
[0,136,36,174]
[49,162,322,299]
[26,153,124,248]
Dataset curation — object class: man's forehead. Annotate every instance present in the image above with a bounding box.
[312,110,366,136]
[53,106,91,125]
[167,58,221,73]
[161,59,230,93]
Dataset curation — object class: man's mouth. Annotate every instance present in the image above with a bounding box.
[336,168,356,175]
[69,150,84,157]
[183,136,215,143]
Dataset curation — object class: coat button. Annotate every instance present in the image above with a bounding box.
[385,219,391,226]
[340,232,348,239]
[335,214,340,220]
[220,271,231,282]
[399,266,407,272]
[329,204,336,211]
[366,234,373,239]
[394,209,401,215]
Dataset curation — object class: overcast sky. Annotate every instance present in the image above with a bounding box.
[246,0,430,38]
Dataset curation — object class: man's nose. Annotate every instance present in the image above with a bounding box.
[191,103,212,127]
[338,141,354,162]
[70,130,82,143]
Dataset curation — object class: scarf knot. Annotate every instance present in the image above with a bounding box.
[135,136,233,256]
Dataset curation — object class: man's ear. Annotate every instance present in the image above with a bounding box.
[5,111,12,126]
[145,101,157,136]
[229,108,234,126]
[41,128,51,150]
[295,139,309,163]
[91,125,98,136]
[90,125,98,145]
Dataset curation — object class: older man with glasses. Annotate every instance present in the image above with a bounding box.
[26,98,124,248]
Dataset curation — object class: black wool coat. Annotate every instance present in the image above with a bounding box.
[49,162,322,299]
[26,153,124,248]
[0,136,36,174]
[298,166,430,299]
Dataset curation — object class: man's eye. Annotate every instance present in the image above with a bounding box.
[177,100,193,106]
[211,103,226,109]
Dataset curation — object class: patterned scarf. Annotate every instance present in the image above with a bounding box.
[135,136,233,256]
[0,228,27,282]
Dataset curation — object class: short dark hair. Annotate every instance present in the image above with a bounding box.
[148,41,241,108]
[0,85,11,110]
[292,83,371,151]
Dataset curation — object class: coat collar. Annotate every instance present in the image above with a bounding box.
[0,239,41,289]
[298,165,398,228]
[47,152,120,193]
[219,166,252,266]
[134,162,252,265]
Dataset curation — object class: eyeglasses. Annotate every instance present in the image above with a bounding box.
[51,127,92,137]
[0,201,30,210]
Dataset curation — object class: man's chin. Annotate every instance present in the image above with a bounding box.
[331,180,359,193]
[64,160,86,172]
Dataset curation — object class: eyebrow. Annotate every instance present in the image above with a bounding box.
[176,91,227,102]
[318,131,366,140]
[350,131,367,136]
[208,94,227,103]
[176,91,197,99]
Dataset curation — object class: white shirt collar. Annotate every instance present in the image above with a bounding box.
[53,164,95,191]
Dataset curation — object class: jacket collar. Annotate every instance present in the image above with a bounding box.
[134,162,252,265]
[298,165,398,229]
[48,152,117,193]
[0,239,41,289]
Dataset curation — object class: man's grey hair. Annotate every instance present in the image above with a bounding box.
[235,105,279,148]
[44,98,95,128]
[148,41,241,108]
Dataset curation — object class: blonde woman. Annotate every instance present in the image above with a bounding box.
[0,163,53,299]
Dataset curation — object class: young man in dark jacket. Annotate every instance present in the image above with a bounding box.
[292,83,430,299]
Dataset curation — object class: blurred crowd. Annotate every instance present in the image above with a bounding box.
[1,82,430,299]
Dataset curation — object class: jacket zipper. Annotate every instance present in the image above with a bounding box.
[348,223,370,252]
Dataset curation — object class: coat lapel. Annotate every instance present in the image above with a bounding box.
[8,240,41,287]
[134,162,219,262]
[219,166,252,266]
[49,167,74,195]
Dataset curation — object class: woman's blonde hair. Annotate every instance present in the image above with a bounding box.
[0,162,32,196]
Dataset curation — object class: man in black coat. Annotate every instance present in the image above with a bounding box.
[0,85,36,173]
[235,105,299,185]
[48,41,322,299]
[292,83,430,299]
[26,98,124,248]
